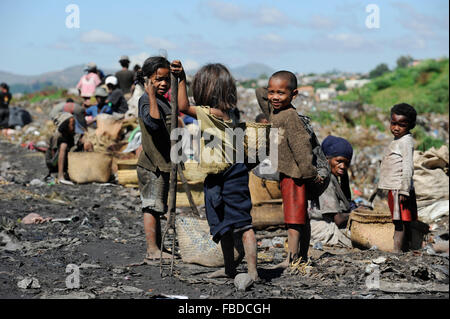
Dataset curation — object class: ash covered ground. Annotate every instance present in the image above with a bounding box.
[0,138,448,300]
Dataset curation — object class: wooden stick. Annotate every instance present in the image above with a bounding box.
[177,164,200,217]
[160,74,179,277]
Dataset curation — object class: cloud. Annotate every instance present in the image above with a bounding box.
[80,29,121,44]
[79,29,137,50]
[144,36,177,50]
[128,52,150,68]
[183,59,200,71]
[203,1,298,28]
[254,7,298,27]
[47,41,73,51]
[203,0,246,22]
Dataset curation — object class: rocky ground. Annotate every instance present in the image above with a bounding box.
[0,137,448,300]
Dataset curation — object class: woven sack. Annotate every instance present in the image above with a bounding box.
[348,208,428,252]
[68,152,112,184]
[176,215,239,267]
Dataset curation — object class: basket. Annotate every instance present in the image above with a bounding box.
[248,171,281,204]
[348,208,428,252]
[176,215,239,267]
[239,122,272,165]
[251,199,284,230]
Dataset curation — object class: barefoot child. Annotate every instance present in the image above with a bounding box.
[177,63,259,281]
[378,103,418,253]
[266,71,319,269]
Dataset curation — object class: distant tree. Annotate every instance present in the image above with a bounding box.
[396,55,414,69]
[336,82,347,91]
[258,73,268,80]
[369,63,390,79]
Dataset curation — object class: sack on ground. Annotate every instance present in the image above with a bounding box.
[68,152,112,183]
[176,215,239,267]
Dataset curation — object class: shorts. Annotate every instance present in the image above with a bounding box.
[204,163,253,243]
[280,174,307,225]
[137,166,170,214]
[388,190,418,222]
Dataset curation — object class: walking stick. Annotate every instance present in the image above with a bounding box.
[160,74,179,277]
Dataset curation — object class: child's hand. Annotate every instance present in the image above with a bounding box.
[170,60,185,79]
[144,76,157,97]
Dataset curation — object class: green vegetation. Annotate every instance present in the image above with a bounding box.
[413,126,447,151]
[338,58,449,114]
[17,87,68,103]
[307,110,336,125]
[369,63,390,79]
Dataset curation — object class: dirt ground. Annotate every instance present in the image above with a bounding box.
[0,137,448,300]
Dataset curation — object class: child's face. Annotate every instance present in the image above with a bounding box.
[151,68,171,96]
[390,113,409,138]
[267,77,297,110]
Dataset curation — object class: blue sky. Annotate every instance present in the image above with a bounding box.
[0,0,448,76]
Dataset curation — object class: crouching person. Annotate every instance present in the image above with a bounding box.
[45,112,93,183]
[308,136,357,248]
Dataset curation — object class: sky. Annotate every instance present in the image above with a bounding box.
[0,0,448,76]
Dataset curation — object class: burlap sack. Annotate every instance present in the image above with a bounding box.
[176,215,239,267]
[68,152,112,184]
[413,145,449,207]
[96,113,124,140]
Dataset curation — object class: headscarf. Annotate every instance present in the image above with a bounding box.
[321,135,353,160]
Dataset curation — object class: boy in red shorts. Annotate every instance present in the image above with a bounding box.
[266,71,320,268]
[378,103,418,253]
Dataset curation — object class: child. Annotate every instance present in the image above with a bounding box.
[85,87,112,126]
[137,56,184,262]
[45,112,92,184]
[266,71,320,269]
[178,63,259,281]
[378,103,418,253]
[105,76,129,114]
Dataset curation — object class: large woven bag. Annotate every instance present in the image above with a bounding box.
[176,215,239,267]
[68,152,112,184]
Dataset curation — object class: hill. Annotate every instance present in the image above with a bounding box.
[338,58,449,114]
[0,65,116,94]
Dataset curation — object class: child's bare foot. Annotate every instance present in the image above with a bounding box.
[248,271,259,282]
[267,260,289,270]
[144,250,172,264]
[207,267,237,279]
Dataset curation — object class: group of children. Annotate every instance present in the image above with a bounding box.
[136,56,419,280]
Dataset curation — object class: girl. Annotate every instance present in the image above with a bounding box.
[137,56,185,262]
[177,63,259,281]
[378,103,418,253]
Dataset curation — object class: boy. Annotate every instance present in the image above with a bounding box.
[266,71,320,269]
[378,103,418,253]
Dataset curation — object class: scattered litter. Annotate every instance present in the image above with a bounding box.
[29,179,46,187]
[17,277,40,289]
[21,213,52,224]
[234,273,254,291]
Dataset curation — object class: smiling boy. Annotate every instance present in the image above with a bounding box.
[267,71,319,269]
